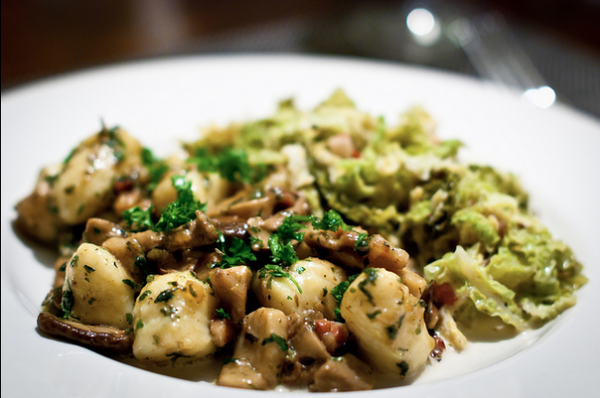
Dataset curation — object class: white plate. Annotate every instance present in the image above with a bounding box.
[2,54,599,398]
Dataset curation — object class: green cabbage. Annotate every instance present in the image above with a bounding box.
[185,90,587,329]
[424,246,528,330]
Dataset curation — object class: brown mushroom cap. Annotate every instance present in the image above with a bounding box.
[37,312,133,354]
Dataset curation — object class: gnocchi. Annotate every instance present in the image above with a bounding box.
[252,258,346,319]
[341,268,434,378]
[132,271,217,365]
[63,243,138,329]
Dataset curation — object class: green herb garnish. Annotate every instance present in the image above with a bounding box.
[154,288,177,303]
[141,147,169,192]
[138,290,152,301]
[122,175,206,232]
[122,206,154,232]
[187,147,266,184]
[216,308,231,320]
[259,263,303,294]
[217,235,257,268]
[122,279,139,290]
[61,280,74,318]
[397,361,410,377]
[262,333,288,352]
[354,232,369,254]
[83,265,96,273]
[153,175,206,232]
[330,274,359,322]
[358,268,378,304]
[311,209,352,232]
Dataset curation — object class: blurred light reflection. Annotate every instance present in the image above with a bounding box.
[522,85,556,108]
[406,8,435,36]
[406,7,441,45]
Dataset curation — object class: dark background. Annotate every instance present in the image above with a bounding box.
[2,0,600,116]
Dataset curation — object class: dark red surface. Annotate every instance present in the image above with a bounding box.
[2,0,599,89]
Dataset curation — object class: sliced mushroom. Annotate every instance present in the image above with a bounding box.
[96,211,218,276]
[129,229,164,251]
[210,216,249,241]
[282,313,331,386]
[37,312,133,353]
[146,248,209,274]
[102,236,145,279]
[209,266,253,323]
[289,313,330,362]
[310,354,374,392]
[366,235,409,274]
[210,318,237,348]
[83,218,125,246]
[302,228,409,274]
[162,211,219,251]
[209,187,303,220]
[217,308,289,390]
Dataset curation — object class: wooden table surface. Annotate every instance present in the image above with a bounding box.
[2,0,599,90]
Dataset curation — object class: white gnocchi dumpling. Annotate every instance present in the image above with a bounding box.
[132,271,217,365]
[63,242,139,329]
[341,268,434,379]
[252,258,346,319]
[51,128,142,225]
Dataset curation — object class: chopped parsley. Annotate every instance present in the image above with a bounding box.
[153,175,206,232]
[276,215,311,242]
[257,233,303,294]
[311,209,352,232]
[154,288,177,303]
[216,235,256,268]
[70,255,79,268]
[385,314,405,340]
[61,280,74,318]
[122,279,139,290]
[268,234,299,267]
[83,265,96,273]
[330,274,359,321]
[122,175,206,232]
[354,232,370,255]
[358,268,378,304]
[141,147,169,192]
[122,205,153,232]
[216,308,231,320]
[262,333,288,352]
[134,255,150,280]
[138,290,152,301]
[397,361,410,377]
[259,263,303,294]
[187,147,266,184]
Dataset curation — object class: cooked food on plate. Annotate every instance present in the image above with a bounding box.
[17,90,586,392]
